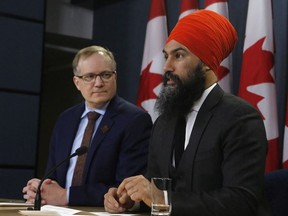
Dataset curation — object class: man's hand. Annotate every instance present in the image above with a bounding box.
[22,178,44,204]
[23,178,67,206]
[117,175,152,207]
[104,187,134,213]
[40,179,68,206]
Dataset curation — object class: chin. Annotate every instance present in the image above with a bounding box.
[87,97,104,106]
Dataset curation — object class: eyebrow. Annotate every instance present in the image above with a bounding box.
[162,47,189,55]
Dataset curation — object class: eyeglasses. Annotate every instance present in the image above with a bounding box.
[76,71,116,83]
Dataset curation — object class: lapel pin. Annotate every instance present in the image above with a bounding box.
[101,125,109,133]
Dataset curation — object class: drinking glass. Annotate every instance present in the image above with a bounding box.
[151,177,172,216]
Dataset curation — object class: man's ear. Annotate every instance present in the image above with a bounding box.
[204,65,211,72]
[73,76,81,91]
[200,61,211,72]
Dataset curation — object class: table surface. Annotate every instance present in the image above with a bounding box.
[0,205,150,216]
[0,199,150,215]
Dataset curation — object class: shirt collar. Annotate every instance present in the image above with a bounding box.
[81,101,110,118]
[192,83,217,112]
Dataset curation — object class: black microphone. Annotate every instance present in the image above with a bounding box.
[32,146,88,211]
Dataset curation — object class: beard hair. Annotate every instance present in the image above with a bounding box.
[155,62,206,118]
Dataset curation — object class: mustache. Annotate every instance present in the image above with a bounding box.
[163,71,182,85]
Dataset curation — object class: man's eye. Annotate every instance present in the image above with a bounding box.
[175,53,183,58]
[84,74,95,80]
[102,73,111,79]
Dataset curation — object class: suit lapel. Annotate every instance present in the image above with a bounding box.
[178,85,224,189]
[55,103,85,185]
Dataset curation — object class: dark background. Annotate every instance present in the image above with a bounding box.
[0,0,287,200]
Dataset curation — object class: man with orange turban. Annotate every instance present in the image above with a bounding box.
[104,10,269,216]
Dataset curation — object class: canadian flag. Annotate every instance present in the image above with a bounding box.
[283,100,288,168]
[136,0,168,122]
[204,0,232,93]
[179,0,198,20]
[238,0,279,172]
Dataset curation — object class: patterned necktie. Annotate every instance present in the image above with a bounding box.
[72,111,100,186]
[174,115,186,168]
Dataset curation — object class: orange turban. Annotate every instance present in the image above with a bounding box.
[166,10,237,72]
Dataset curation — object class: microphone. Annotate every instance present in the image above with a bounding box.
[33,146,88,211]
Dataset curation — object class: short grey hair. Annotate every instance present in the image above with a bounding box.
[72,45,116,75]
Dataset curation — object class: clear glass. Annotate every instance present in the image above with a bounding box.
[151,178,172,216]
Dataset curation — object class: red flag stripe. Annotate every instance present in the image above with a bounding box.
[180,0,199,13]
[265,138,279,172]
[149,0,166,20]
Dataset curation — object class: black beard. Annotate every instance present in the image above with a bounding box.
[155,63,206,118]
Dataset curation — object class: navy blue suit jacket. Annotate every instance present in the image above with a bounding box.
[45,95,152,206]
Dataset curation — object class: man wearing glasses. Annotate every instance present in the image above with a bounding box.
[22,46,153,207]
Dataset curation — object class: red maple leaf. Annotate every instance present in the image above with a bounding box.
[136,62,163,108]
[238,37,274,112]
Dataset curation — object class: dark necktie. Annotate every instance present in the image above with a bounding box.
[72,111,100,186]
[174,116,186,168]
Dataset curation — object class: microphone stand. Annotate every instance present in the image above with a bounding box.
[33,146,88,210]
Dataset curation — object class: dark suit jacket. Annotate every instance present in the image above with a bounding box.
[146,85,270,216]
[45,95,152,206]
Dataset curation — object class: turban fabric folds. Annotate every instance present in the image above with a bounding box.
[166,10,237,72]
